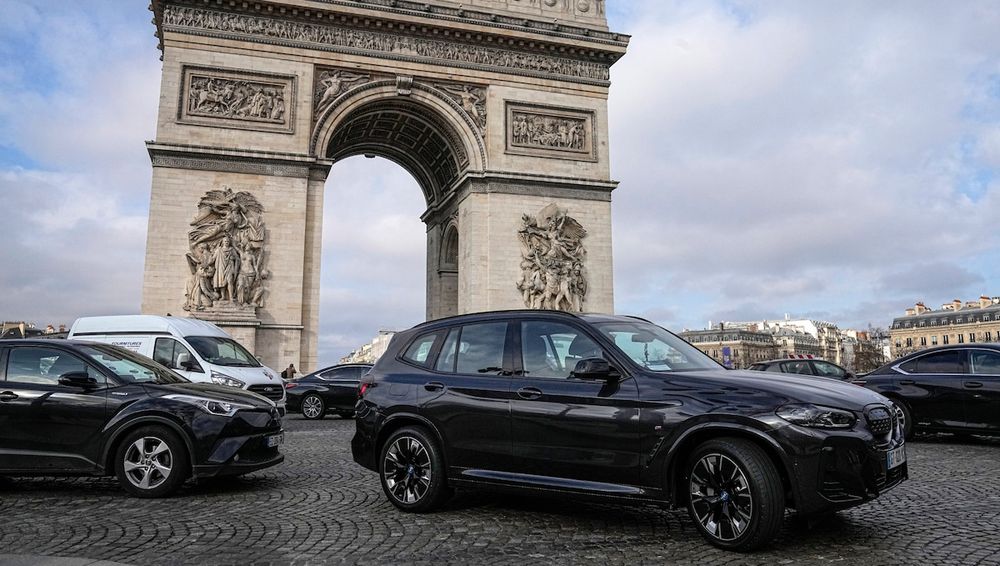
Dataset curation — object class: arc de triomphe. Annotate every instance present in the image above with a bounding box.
[141,0,629,370]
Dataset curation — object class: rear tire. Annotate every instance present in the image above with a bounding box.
[301,394,326,420]
[115,426,189,498]
[379,426,450,512]
[685,438,785,551]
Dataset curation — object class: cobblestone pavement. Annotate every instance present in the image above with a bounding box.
[1,417,998,566]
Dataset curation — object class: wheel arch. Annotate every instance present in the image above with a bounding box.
[376,412,449,469]
[101,415,196,477]
[662,423,798,509]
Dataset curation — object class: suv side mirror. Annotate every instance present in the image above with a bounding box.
[572,358,616,381]
[58,371,98,389]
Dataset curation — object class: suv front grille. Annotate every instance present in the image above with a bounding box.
[248,384,284,401]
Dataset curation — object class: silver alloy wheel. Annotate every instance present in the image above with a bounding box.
[122,436,173,491]
[689,453,754,542]
[893,403,906,434]
[302,395,323,419]
[383,436,432,504]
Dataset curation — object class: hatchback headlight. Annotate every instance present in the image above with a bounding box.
[210,371,244,388]
[776,403,856,429]
[163,394,254,417]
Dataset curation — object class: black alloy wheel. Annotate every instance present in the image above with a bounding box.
[301,394,326,420]
[686,438,784,551]
[114,426,189,498]
[379,426,450,512]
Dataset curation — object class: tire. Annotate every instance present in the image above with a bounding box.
[379,426,450,512]
[114,426,189,498]
[685,438,785,551]
[301,394,326,420]
[892,399,913,440]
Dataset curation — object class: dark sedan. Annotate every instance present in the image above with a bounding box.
[749,358,855,380]
[854,344,1000,439]
[0,340,284,497]
[285,363,372,419]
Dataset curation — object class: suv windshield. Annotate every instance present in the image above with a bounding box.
[595,321,722,372]
[78,344,188,385]
[185,336,261,367]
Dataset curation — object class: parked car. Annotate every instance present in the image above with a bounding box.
[854,344,1000,439]
[285,363,373,419]
[68,315,286,415]
[352,311,907,551]
[0,340,284,497]
[748,358,855,380]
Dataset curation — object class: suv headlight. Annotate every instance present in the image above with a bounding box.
[163,394,254,417]
[776,403,856,429]
[210,371,244,388]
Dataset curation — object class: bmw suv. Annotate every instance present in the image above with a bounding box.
[352,311,907,551]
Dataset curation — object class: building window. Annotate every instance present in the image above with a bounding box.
[959,334,965,344]
[944,335,950,345]
[920,337,927,346]
[987,331,994,342]
[931,336,938,345]
[970,333,976,343]
[906,338,913,347]
[895,340,901,348]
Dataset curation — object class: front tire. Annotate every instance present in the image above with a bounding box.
[379,426,450,512]
[114,426,189,498]
[685,438,785,551]
[301,394,326,420]
[892,399,913,440]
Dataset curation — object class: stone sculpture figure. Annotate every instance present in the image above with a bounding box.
[440,84,487,131]
[315,70,370,113]
[184,188,269,312]
[517,203,588,312]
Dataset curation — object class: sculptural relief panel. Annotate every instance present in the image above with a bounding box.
[506,102,595,161]
[516,203,588,312]
[434,82,488,133]
[184,188,269,315]
[179,66,296,133]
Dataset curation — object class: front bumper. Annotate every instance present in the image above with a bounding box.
[191,408,284,478]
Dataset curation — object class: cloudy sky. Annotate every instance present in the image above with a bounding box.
[1,1,999,365]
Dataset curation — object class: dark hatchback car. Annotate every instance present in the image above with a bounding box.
[285,363,373,419]
[855,344,1000,439]
[352,311,907,551]
[749,358,855,380]
[0,340,284,497]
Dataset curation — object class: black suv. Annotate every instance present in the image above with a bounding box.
[352,311,907,551]
[0,340,284,497]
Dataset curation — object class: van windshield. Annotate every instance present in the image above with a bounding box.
[185,336,261,367]
[78,344,188,385]
[594,321,722,372]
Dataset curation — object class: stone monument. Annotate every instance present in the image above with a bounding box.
[142,0,629,370]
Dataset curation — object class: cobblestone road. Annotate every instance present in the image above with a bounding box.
[1,417,998,565]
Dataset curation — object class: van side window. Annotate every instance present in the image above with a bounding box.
[153,338,201,372]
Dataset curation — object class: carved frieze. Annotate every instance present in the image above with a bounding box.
[516,203,588,312]
[161,5,611,84]
[506,102,596,161]
[184,188,269,314]
[179,66,296,133]
[434,82,487,132]
[314,68,376,117]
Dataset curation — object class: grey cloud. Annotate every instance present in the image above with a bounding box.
[876,261,986,297]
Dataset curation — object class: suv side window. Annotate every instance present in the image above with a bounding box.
[454,323,508,375]
[970,351,1000,374]
[6,347,103,386]
[153,338,200,371]
[520,321,603,379]
[913,351,963,374]
[402,332,441,367]
[781,360,813,375]
[812,361,845,378]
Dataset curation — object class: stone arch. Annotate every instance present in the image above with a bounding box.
[310,80,487,207]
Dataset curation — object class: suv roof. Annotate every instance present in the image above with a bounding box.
[407,310,652,332]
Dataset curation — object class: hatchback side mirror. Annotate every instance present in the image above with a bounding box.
[572,358,617,381]
[58,371,98,389]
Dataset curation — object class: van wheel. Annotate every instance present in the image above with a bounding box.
[301,394,326,420]
[379,426,450,512]
[685,438,784,551]
[115,426,189,498]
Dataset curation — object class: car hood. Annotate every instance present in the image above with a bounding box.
[667,369,889,411]
[143,382,275,409]
[209,364,280,385]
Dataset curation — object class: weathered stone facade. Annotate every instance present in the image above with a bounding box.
[142,0,628,371]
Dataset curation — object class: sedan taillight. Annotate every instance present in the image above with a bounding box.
[285,382,298,389]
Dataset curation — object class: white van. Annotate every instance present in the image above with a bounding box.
[68,315,286,414]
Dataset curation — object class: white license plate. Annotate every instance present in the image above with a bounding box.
[885,444,906,470]
[266,433,284,448]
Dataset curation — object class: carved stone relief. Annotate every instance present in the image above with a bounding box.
[506,102,595,160]
[179,66,296,133]
[314,68,375,116]
[434,83,487,132]
[162,5,611,84]
[184,188,269,314]
[517,203,588,312]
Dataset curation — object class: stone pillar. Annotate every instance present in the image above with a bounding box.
[299,164,331,372]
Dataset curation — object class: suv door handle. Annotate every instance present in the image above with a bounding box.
[0,391,17,402]
[424,382,445,392]
[964,381,984,389]
[517,387,543,400]
[899,380,915,385]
